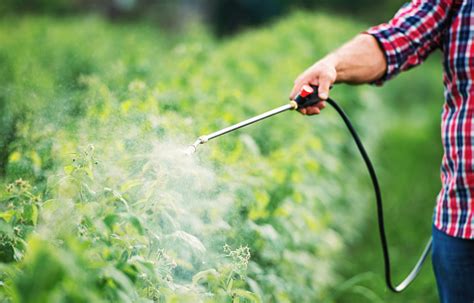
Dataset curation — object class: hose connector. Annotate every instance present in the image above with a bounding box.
[289,100,298,110]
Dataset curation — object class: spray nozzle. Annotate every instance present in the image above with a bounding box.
[185,136,209,155]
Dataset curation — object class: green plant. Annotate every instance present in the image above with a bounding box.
[0,11,438,303]
[0,179,42,263]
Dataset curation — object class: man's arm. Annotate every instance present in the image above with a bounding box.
[292,0,456,115]
[289,34,386,115]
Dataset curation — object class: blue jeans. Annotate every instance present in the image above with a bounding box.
[432,225,474,303]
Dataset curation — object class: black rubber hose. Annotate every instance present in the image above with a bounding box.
[325,97,432,293]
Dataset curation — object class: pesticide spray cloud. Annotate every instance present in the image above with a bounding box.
[36,110,245,300]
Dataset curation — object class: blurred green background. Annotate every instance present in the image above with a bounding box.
[0,1,445,302]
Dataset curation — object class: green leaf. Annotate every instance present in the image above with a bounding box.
[103,266,136,299]
[23,204,38,225]
[120,179,142,193]
[192,268,218,285]
[227,278,234,292]
[0,210,15,223]
[104,214,120,230]
[0,243,14,263]
[13,246,24,261]
[127,215,144,235]
[0,221,14,238]
[64,165,75,175]
[246,277,264,301]
[85,164,94,180]
[169,231,206,254]
[232,289,262,303]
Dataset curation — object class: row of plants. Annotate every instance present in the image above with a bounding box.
[0,13,396,302]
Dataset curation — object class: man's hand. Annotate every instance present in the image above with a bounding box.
[289,34,387,115]
[290,55,338,115]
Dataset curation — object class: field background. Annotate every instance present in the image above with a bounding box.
[0,1,445,302]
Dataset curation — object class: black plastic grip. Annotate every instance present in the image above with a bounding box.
[294,85,321,109]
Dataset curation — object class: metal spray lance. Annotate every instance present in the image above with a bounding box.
[186,84,319,154]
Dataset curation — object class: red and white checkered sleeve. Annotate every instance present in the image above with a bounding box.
[365,0,454,85]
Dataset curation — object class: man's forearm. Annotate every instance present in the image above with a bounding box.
[290,34,387,115]
[326,34,387,84]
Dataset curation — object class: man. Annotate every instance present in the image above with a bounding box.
[290,0,474,302]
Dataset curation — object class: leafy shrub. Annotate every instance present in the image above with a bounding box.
[0,13,387,302]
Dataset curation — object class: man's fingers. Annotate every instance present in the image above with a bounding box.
[298,108,307,115]
[318,76,332,100]
[290,77,307,100]
[290,82,303,100]
[317,101,326,109]
[305,106,320,115]
[290,77,320,100]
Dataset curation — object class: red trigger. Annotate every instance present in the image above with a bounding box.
[300,84,314,98]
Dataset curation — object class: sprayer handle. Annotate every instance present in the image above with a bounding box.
[294,84,323,109]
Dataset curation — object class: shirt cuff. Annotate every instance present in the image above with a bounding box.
[364,24,400,86]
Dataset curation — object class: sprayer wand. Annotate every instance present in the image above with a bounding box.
[188,84,432,293]
[187,85,318,154]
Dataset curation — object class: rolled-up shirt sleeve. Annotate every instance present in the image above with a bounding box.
[365,0,454,85]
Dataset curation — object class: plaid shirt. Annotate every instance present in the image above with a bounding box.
[366,0,474,238]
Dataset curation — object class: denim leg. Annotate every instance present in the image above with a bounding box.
[432,225,474,303]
